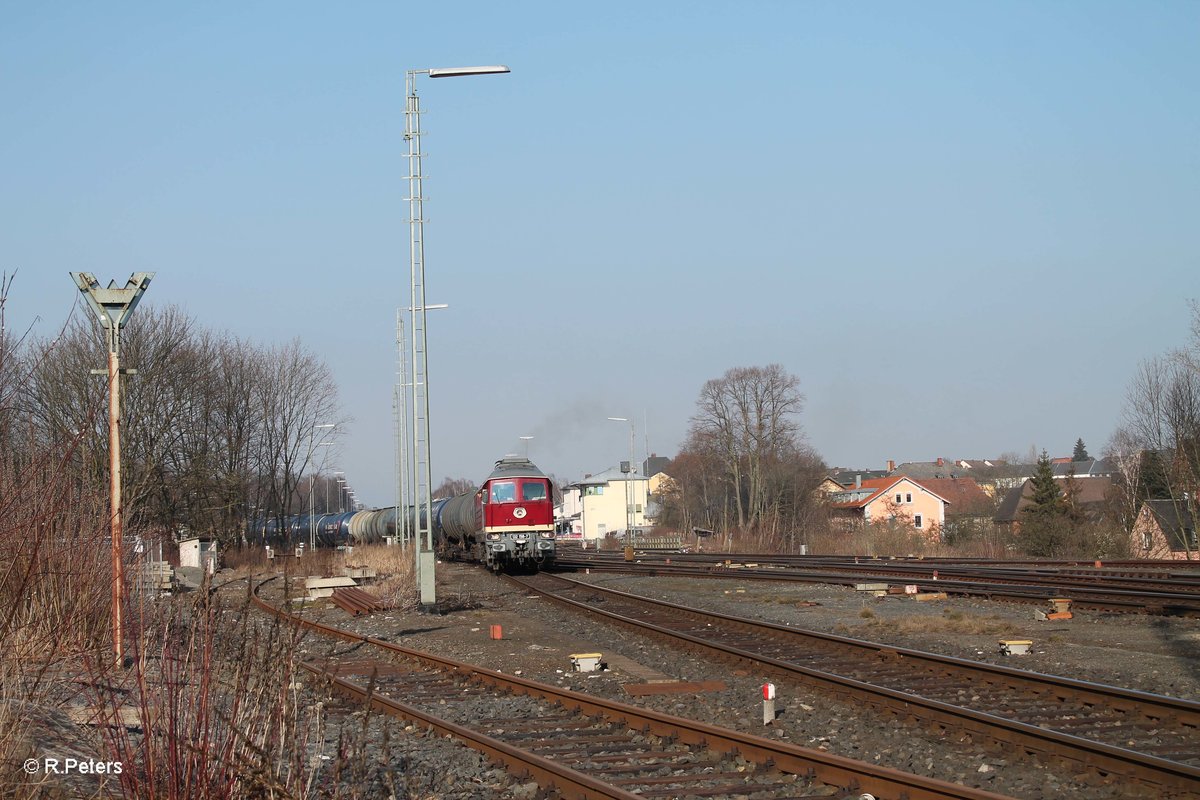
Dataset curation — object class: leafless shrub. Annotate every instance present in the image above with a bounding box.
[90,584,330,799]
[0,277,373,798]
[1,274,118,797]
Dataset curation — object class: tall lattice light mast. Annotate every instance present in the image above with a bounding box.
[404,65,509,607]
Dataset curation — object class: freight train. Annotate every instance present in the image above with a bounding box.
[255,456,556,571]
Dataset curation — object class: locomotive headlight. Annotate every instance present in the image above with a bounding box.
[539,531,555,539]
[486,533,501,541]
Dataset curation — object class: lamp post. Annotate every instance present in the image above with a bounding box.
[330,471,344,515]
[306,424,335,550]
[406,63,509,608]
[395,303,448,548]
[70,271,153,665]
[607,417,637,544]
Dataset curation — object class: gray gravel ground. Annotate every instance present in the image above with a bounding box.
[328,563,1200,800]
[16,564,1198,799]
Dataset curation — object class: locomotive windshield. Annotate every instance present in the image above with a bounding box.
[490,481,517,503]
[521,480,548,502]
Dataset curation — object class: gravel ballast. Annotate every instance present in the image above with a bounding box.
[303,562,1200,799]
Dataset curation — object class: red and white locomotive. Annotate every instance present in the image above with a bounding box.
[268,456,556,572]
[435,456,556,571]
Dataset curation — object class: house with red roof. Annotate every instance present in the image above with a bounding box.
[826,476,949,539]
[1130,500,1197,560]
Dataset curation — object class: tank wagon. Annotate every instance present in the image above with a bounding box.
[255,456,556,572]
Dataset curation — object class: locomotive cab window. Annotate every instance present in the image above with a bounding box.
[521,481,548,502]
[490,481,517,503]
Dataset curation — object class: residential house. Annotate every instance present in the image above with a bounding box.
[994,476,1114,530]
[644,472,676,526]
[1050,459,1116,479]
[642,453,672,480]
[827,467,890,487]
[827,476,948,537]
[564,466,650,542]
[915,477,993,533]
[889,458,1032,498]
[816,476,849,497]
[555,485,584,539]
[1130,500,1198,560]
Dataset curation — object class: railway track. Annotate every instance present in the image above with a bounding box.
[250,576,1016,800]
[553,552,1200,615]
[509,571,1200,797]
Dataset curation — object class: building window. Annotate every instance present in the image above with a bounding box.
[895,494,902,504]
[905,492,913,503]
[914,514,923,529]
[1142,531,1152,550]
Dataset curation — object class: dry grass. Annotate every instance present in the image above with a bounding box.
[224,542,419,611]
[0,455,409,797]
[854,609,1022,638]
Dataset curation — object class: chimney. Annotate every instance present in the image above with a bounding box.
[887,459,895,472]
[936,457,944,467]
[855,474,862,489]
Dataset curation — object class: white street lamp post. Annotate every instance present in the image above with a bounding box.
[405,64,509,607]
[608,417,637,545]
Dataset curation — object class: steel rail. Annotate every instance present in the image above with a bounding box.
[511,572,1200,797]
[305,664,645,800]
[250,576,1016,800]
[553,555,1200,615]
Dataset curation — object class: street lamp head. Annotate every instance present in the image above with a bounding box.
[428,65,510,78]
[607,417,628,422]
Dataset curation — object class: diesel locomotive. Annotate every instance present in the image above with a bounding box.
[257,456,556,571]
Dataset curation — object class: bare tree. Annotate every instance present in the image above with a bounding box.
[23,304,347,547]
[1111,303,1200,557]
[659,430,732,536]
[257,339,345,525]
[689,364,806,530]
[433,476,477,499]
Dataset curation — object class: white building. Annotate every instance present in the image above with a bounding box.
[557,466,650,543]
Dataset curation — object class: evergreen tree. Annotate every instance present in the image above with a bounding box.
[1022,450,1068,556]
[1138,450,1173,501]
[1072,438,1090,461]
[1027,450,1063,511]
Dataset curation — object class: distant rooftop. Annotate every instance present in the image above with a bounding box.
[569,465,648,486]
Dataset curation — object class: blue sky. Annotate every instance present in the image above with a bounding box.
[2,2,1197,505]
